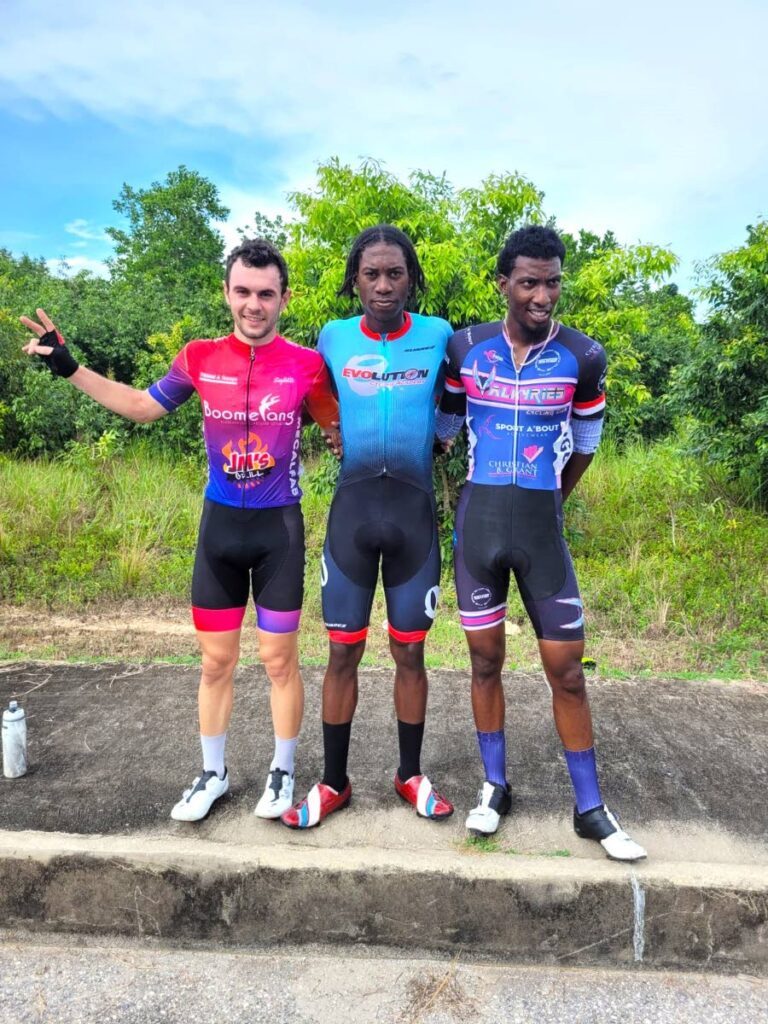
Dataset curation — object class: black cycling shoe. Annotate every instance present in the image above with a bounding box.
[573,804,647,862]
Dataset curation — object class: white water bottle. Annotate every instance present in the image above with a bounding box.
[2,700,28,778]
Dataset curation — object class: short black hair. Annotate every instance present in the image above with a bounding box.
[338,224,426,302]
[496,225,566,278]
[225,238,289,292]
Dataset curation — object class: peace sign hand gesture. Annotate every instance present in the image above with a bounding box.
[19,308,80,378]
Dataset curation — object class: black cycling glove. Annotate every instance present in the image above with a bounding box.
[38,329,79,378]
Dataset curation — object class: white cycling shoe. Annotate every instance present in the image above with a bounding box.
[170,769,229,822]
[465,781,512,835]
[254,768,295,819]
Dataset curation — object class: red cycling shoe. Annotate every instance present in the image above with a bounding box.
[394,773,454,820]
[281,780,352,829]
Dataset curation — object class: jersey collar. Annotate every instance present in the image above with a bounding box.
[359,311,412,341]
[228,331,284,353]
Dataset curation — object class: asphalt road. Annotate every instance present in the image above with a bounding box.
[1,931,765,1024]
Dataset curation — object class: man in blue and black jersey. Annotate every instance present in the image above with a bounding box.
[283,225,455,828]
[437,225,646,861]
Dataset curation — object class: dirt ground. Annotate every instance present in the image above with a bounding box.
[0,601,762,680]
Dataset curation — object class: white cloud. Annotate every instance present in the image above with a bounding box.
[46,255,109,278]
[65,218,108,242]
[214,184,295,254]
[2,1,767,275]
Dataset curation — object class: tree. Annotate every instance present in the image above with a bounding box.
[279,158,546,343]
[672,220,768,503]
[107,165,230,333]
[557,232,681,437]
[629,284,699,441]
[257,159,680,514]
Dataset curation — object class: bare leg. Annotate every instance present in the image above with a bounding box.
[322,639,365,723]
[196,628,240,736]
[537,638,593,750]
[466,624,506,732]
[390,636,428,724]
[258,628,303,739]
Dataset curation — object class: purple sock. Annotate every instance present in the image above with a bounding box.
[564,747,602,813]
[476,730,507,788]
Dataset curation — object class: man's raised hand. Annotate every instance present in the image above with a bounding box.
[19,308,80,378]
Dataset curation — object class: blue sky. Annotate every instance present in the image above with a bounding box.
[2,0,766,291]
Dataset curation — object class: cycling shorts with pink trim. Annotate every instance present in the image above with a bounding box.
[191,500,304,633]
[454,482,584,641]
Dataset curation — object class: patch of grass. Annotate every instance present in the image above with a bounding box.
[462,835,501,853]
[460,836,573,858]
[1,439,766,676]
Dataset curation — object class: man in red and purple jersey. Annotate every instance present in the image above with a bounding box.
[21,239,338,822]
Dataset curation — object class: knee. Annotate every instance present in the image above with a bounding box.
[388,638,425,675]
[470,649,504,688]
[261,646,298,688]
[327,641,364,681]
[547,662,586,699]
[200,649,238,687]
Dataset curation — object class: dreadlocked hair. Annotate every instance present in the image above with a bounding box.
[337,224,426,302]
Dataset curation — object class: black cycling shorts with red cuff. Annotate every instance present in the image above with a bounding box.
[191,500,305,634]
[321,476,440,644]
[454,482,584,641]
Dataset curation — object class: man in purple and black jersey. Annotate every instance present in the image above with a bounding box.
[437,225,646,861]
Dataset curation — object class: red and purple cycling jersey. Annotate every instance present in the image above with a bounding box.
[148,332,337,508]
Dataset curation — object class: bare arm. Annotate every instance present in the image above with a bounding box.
[560,452,594,501]
[20,309,167,424]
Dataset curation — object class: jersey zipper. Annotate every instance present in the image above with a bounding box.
[242,345,255,508]
[381,333,389,475]
[512,361,521,485]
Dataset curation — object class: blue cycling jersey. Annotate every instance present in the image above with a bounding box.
[439,321,607,491]
[318,312,453,492]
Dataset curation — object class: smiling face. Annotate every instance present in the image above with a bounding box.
[354,242,410,334]
[499,255,562,344]
[223,259,289,346]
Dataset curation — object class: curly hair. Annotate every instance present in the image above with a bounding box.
[496,225,566,278]
[225,238,289,292]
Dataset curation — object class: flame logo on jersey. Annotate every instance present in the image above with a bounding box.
[222,432,275,487]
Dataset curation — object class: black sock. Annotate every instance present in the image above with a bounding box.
[321,721,352,792]
[397,720,425,781]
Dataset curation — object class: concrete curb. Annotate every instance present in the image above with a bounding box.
[2,831,766,973]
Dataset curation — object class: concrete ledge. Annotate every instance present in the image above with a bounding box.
[2,831,766,973]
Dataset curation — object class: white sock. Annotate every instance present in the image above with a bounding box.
[270,735,298,776]
[201,732,227,778]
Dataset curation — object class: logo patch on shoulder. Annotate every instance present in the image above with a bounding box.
[534,350,561,374]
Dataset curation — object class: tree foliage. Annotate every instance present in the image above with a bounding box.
[280,159,679,443]
[673,220,768,502]
[108,166,228,294]
[2,156,764,510]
